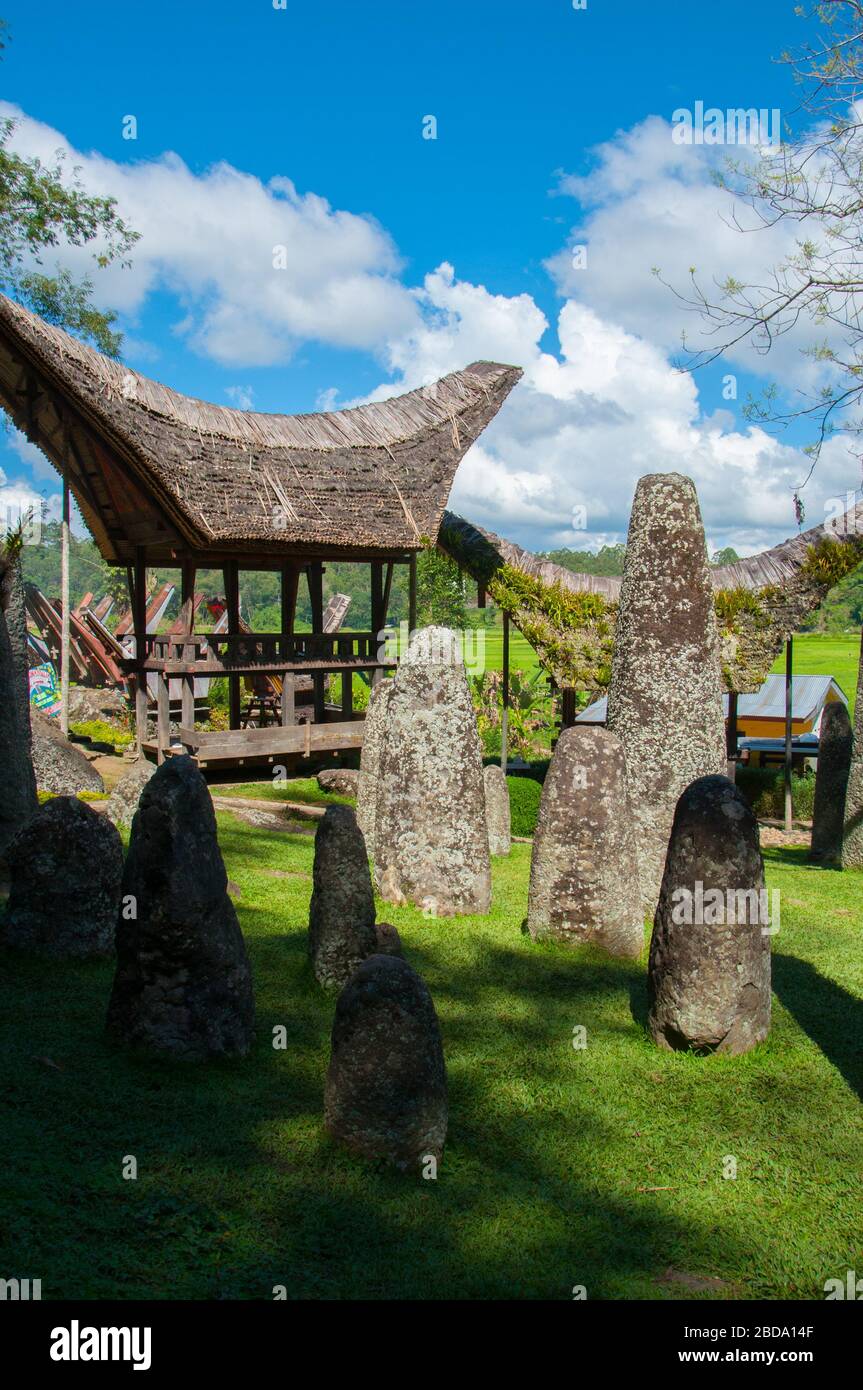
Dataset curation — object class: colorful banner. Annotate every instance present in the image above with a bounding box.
[29,662,62,717]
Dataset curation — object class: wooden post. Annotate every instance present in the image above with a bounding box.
[784,637,794,832]
[501,610,510,775]
[180,558,196,734]
[280,564,299,647]
[281,673,295,727]
[132,548,148,755]
[341,668,353,721]
[224,561,241,730]
[156,670,170,764]
[60,473,71,737]
[408,554,417,634]
[726,691,739,783]
[307,562,325,722]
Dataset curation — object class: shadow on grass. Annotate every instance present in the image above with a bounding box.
[772,952,863,1103]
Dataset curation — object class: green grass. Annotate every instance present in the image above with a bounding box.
[1,814,862,1301]
[770,633,860,711]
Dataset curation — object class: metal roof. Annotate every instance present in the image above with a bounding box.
[576,674,848,726]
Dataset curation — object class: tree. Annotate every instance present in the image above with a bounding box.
[415,546,467,628]
[0,19,138,354]
[659,1,863,514]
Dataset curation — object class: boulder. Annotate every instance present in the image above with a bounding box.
[31,711,104,796]
[374,922,403,957]
[309,805,378,988]
[607,473,726,917]
[375,627,491,916]
[316,766,359,798]
[355,679,394,864]
[842,635,863,869]
[647,775,771,1055]
[3,796,122,957]
[483,764,511,857]
[810,701,852,866]
[527,726,644,956]
[324,954,447,1170]
[106,755,254,1060]
[104,757,156,828]
[0,571,37,857]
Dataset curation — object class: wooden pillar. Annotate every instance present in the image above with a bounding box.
[224,561,241,731]
[726,691,739,783]
[180,557,196,734]
[784,637,794,832]
[281,673,295,727]
[60,473,71,736]
[501,610,510,775]
[156,670,170,764]
[408,554,417,633]
[132,548,148,754]
[307,562,325,722]
[281,564,299,645]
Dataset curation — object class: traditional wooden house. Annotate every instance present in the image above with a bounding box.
[0,294,521,767]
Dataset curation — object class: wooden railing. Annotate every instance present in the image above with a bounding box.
[127,630,385,676]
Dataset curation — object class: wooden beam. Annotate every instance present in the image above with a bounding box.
[726,691,739,783]
[408,554,417,632]
[180,557,196,731]
[501,611,510,775]
[784,638,793,832]
[224,561,241,730]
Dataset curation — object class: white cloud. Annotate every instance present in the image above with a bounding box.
[225,385,255,411]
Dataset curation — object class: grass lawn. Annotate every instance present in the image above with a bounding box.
[770,632,860,711]
[2,788,862,1301]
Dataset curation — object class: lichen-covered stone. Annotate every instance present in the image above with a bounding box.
[104,757,156,828]
[607,473,726,916]
[374,922,403,957]
[374,627,491,916]
[106,755,254,1060]
[843,635,863,869]
[4,796,122,957]
[31,711,104,796]
[324,954,447,1170]
[309,804,378,988]
[355,679,394,866]
[317,767,359,798]
[483,764,511,856]
[648,775,771,1055]
[810,702,852,866]
[0,586,37,858]
[527,726,643,956]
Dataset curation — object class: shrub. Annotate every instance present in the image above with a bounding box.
[736,766,817,820]
[506,774,543,837]
[68,720,134,750]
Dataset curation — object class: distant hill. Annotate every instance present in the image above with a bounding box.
[537,543,626,576]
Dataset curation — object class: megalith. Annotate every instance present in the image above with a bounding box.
[607,473,726,917]
[3,796,122,957]
[647,774,772,1055]
[324,954,447,1171]
[810,701,852,866]
[374,626,491,916]
[484,764,511,857]
[106,755,254,1060]
[104,757,156,829]
[355,678,394,865]
[842,634,863,869]
[309,804,378,988]
[527,725,643,957]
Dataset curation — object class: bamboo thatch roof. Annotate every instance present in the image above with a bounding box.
[0,294,521,566]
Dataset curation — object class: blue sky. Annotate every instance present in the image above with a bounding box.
[1,0,849,556]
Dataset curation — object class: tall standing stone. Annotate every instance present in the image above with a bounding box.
[484,763,511,857]
[842,631,863,869]
[355,678,394,866]
[607,473,726,917]
[106,755,254,1060]
[0,556,37,858]
[527,726,643,957]
[3,796,122,957]
[648,775,771,1055]
[309,804,378,988]
[810,701,852,866]
[375,627,491,916]
[324,954,447,1171]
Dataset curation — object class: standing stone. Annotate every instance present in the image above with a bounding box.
[324,954,447,1170]
[4,558,31,751]
[607,473,726,917]
[104,757,156,829]
[0,558,37,858]
[648,775,771,1055]
[30,711,105,796]
[375,627,491,916]
[810,701,852,866]
[309,804,378,988]
[842,632,863,869]
[106,755,254,1060]
[355,679,394,865]
[3,796,122,957]
[527,726,643,957]
[484,764,511,857]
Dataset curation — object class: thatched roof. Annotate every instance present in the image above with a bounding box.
[0,294,521,565]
